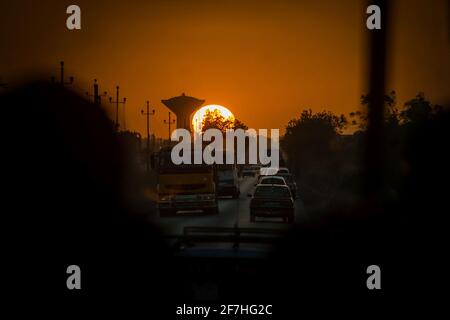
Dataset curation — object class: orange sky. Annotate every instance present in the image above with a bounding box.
[1,0,449,137]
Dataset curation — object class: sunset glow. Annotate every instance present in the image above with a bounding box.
[192,104,235,133]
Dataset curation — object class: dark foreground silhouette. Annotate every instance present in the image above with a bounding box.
[1,82,175,315]
[1,82,448,317]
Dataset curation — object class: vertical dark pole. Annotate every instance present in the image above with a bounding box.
[141,102,155,172]
[123,101,127,131]
[60,61,64,85]
[109,86,125,132]
[146,101,150,172]
[55,61,73,86]
[152,133,155,152]
[94,79,99,106]
[365,0,389,195]
[168,112,172,140]
[447,0,450,44]
[117,86,120,126]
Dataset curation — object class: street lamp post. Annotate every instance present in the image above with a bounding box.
[164,111,176,141]
[86,79,107,106]
[109,86,126,131]
[51,61,74,86]
[141,101,155,172]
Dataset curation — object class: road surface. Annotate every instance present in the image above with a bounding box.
[148,176,306,235]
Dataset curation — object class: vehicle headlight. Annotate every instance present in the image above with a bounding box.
[201,194,215,201]
[160,195,173,201]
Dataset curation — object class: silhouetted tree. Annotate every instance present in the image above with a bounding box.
[283,109,347,147]
[351,90,399,129]
[281,109,348,204]
[232,118,248,130]
[401,92,433,123]
[201,109,248,133]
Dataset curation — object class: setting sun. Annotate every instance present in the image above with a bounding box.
[192,104,235,133]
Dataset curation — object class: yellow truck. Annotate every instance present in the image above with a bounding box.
[153,146,218,216]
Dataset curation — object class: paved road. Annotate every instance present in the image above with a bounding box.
[148,176,306,235]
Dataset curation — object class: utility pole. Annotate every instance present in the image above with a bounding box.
[86,79,107,106]
[51,61,74,86]
[163,111,176,141]
[141,101,155,172]
[109,86,126,131]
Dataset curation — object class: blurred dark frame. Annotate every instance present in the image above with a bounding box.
[365,0,389,195]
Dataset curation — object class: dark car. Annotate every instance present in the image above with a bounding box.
[241,165,261,177]
[254,175,287,187]
[277,173,297,199]
[249,184,295,223]
[217,165,240,198]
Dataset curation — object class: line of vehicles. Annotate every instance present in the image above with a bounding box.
[249,167,297,223]
[152,146,297,223]
[154,147,219,216]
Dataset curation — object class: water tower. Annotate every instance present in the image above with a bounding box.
[161,93,205,132]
